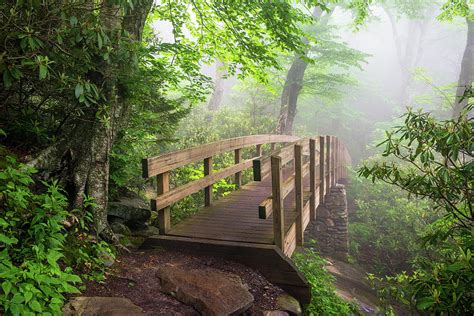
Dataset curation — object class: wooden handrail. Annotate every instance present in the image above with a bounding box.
[143,134,300,235]
[253,138,312,181]
[151,159,254,211]
[266,136,351,255]
[141,133,351,243]
[142,134,300,178]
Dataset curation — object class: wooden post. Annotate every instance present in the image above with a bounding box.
[319,136,325,206]
[271,156,284,250]
[234,148,242,187]
[204,157,213,206]
[339,140,342,181]
[294,144,304,246]
[256,144,262,157]
[335,138,339,182]
[271,143,276,152]
[332,136,336,186]
[309,138,316,220]
[156,172,170,235]
[326,135,331,190]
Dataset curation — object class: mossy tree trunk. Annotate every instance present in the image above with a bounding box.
[29,0,153,242]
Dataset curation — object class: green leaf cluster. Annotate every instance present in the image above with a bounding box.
[0,156,81,315]
[294,243,360,315]
[358,104,474,314]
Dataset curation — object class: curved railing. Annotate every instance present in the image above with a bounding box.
[141,134,350,254]
[142,134,300,233]
[254,136,351,255]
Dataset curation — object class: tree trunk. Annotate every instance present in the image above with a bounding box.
[207,60,226,111]
[452,18,473,119]
[276,7,323,135]
[28,0,154,243]
[277,56,309,134]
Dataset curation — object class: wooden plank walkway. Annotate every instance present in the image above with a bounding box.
[141,135,350,305]
[166,170,308,245]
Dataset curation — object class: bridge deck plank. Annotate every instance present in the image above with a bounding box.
[166,169,310,245]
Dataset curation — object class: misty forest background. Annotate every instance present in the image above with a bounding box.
[0,0,472,315]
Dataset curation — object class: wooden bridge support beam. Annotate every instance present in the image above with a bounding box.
[234,148,242,187]
[325,135,331,191]
[294,144,304,246]
[271,156,284,249]
[156,172,171,234]
[204,157,213,206]
[256,144,262,157]
[319,136,325,206]
[309,139,316,220]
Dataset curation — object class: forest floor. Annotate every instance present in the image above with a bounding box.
[79,246,384,315]
[325,258,381,314]
[81,248,286,315]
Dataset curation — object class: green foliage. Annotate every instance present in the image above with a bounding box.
[358,105,474,314]
[294,244,359,315]
[437,0,473,21]
[368,226,474,313]
[62,196,116,281]
[348,173,436,275]
[0,156,81,315]
[359,105,473,228]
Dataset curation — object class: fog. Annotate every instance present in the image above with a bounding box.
[158,3,469,162]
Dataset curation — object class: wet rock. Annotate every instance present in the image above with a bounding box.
[276,294,302,316]
[131,225,160,238]
[156,264,254,315]
[62,297,146,316]
[108,196,151,229]
[111,222,131,236]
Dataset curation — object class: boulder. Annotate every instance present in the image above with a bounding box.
[131,225,160,238]
[108,196,151,229]
[110,222,132,236]
[276,294,302,316]
[63,297,146,316]
[156,264,254,316]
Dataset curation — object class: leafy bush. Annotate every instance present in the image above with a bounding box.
[358,104,474,314]
[0,156,81,315]
[294,244,358,315]
[348,174,437,275]
[0,151,114,315]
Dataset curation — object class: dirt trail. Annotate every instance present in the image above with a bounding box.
[325,258,381,314]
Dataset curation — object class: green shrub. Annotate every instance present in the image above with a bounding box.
[0,153,114,315]
[348,174,437,275]
[0,156,81,315]
[358,104,474,314]
[294,244,358,315]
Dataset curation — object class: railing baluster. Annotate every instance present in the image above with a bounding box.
[235,148,242,188]
[256,144,262,157]
[326,135,331,190]
[294,144,304,246]
[309,138,316,220]
[156,172,170,234]
[319,136,325,205]
[271,156,284,250]
[204,157,213,206]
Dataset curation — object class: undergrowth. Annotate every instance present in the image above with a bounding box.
[0,142,114,315]
[294,243,359,315]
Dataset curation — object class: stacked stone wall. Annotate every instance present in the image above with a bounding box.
[304,184,349,261]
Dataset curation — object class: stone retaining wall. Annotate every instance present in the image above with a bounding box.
[305,184,349,261]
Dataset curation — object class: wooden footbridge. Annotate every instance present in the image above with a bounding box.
[141,135,350,304]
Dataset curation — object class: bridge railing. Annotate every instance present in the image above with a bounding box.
[255,136,350,256]
[142,134,300,234]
